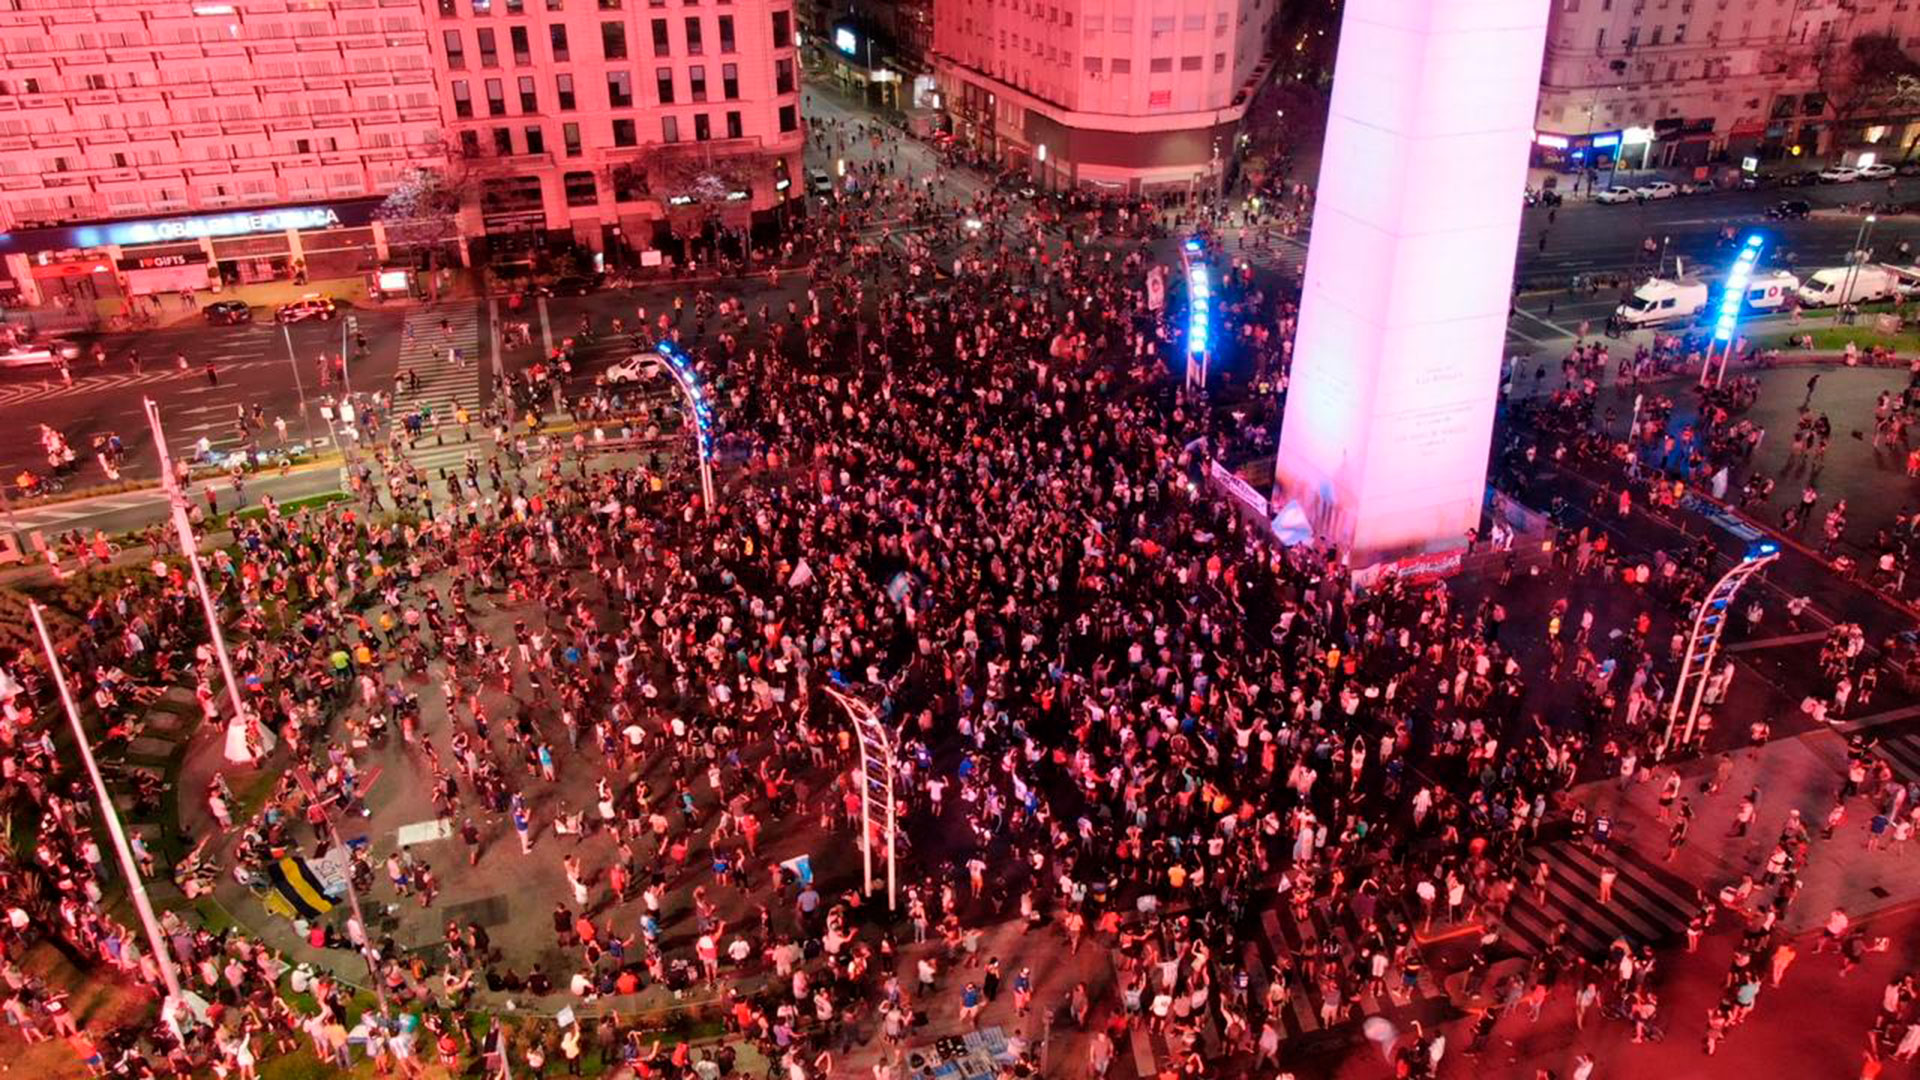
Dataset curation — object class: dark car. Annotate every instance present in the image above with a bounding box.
[1781,171,1822,187]
[203,300,253,325]
[1766,199,1812,219]
[537,275,601,297]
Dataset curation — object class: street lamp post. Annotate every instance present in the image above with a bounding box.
[1837,214,1878,324]
[143,398,255,762]
[281,324,316,446]
[29,602,185,1008]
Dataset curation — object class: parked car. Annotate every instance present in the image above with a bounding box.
[602,354,663,386]
[1634,181,1679,200]
[274,296,337,323]
[0,339,79,368]
[1861,163,1898,180]
[537,274,601,297]
[1766,199,1813,220]
[1819,165,1861,182]
[1594,186,1638,204]
[203,300,253,325]
[1780,171,1823,187]
[808,168,834,195]
[1899,161,1920,176]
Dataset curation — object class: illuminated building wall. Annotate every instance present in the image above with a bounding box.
[1272,0,1549,565]
[425,0,806,257]
[0,0,446,231]
[930,0,1277,194]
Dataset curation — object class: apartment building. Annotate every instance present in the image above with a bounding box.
[1534,0,1920,171]
[930,0,1277,195]
[426,0,806,260]
[0,0,447,302]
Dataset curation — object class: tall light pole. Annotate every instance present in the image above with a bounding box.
[281,324,316,446]
[291,765,389,1017]
[1838,213,1878,324]
[143,397,255,762]
[30,602,185,1007]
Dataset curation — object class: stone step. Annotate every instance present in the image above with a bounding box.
[145,710,188,734]
[125,735,180,762]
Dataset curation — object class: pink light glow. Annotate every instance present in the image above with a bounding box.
[1273,0,1551,563]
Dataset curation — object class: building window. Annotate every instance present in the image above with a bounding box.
[564,170,598,206]
[778,103,796,131]
[507,0,522,10]
[460,129,481,156]
[1212,52,1224,72]
[718,14,734,52]
[1180,55,1201,71]
[694,112,710,140]
[485,78,506,115]
[722,62,739,99]
[477,28,499,66]
[662,114,680,141]
[443,29,465,67]
[493,127,513,155]
[600,0,621,7]
[563,121,582,155]
[518,75,538,111]
[775,57,794,94]
[685,17,703,54]
[551,23,570,61]
[557,73,576,109]
[603,21,628,58]
[511,26,532,64]
[525,124,545,153]
[1149,57,1171,73]
[772,9,790,49]
[725,109,742,138]
[452,79,473,117]
[1084,56,1100,73]
[613,117,637,145]
[1109,58,1129,74]
[653,18,671,53]
[656,67,675,103]
[609,70,634,106]
[689,65,707,101]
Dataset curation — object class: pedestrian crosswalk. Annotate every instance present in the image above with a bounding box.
[1501,842,1695,958]
[0,357,281,408]
[1868,731,1920,786]
[391,304,485,441]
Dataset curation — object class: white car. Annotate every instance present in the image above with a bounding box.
[1634,181,1678,200]
[1860,163,1897,180]
[0,339,79,368]
[602,354,663,386]
[1820,165,1861,183]
[1594,186,1638,204]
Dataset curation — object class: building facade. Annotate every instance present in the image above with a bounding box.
[930,0,1277,195]
[426,0,806,262]
[0,0,447,301]
[1534,0,1920,172]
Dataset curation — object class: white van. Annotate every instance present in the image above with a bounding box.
[1738,270,1800,314]
[1614,277,1710,328]
[1796,265,1896,307]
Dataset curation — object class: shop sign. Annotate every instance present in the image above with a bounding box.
[91,206,344,247]
[117,251,207,271]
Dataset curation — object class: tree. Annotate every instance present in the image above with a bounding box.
[374,166,470,268]
[1821,33,1920,129]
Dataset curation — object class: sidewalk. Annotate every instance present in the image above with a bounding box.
[1572,727,1912,934]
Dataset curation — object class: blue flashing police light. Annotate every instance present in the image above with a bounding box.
[1712,233,1766,344]
[1186,264,1211,356]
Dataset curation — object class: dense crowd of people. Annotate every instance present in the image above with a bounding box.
[3,101,1919,1080]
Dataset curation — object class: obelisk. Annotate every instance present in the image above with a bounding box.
[1272,0,1550,565]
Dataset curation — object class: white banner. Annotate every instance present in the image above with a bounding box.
[1209,459,1270,518]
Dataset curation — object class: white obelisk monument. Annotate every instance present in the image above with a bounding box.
[1272,0,1550,566]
